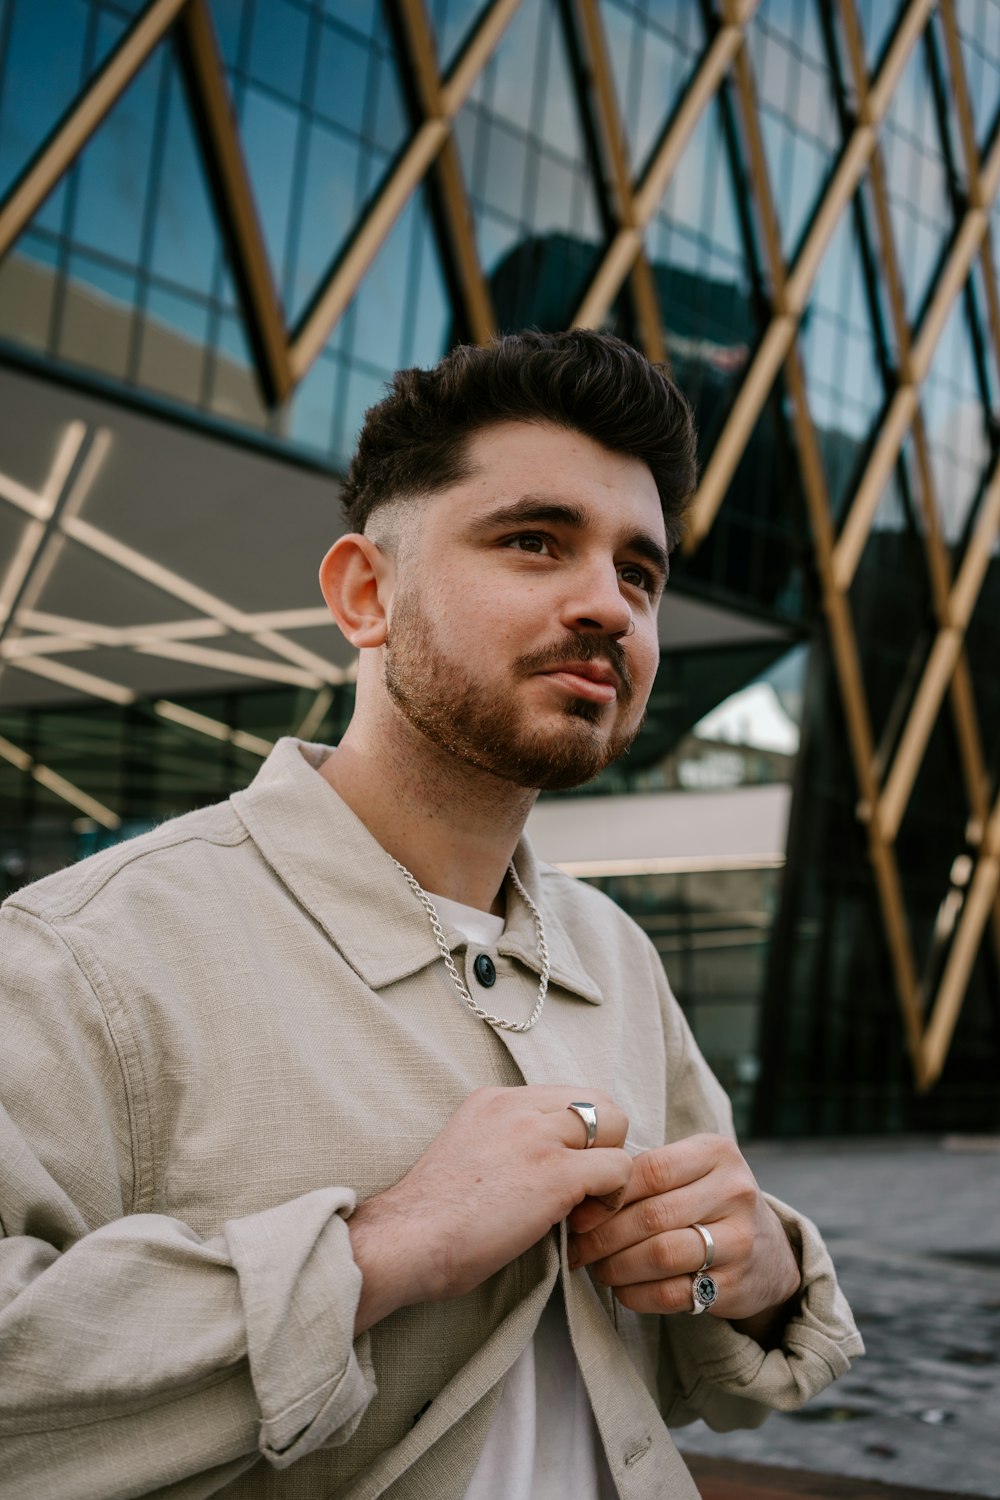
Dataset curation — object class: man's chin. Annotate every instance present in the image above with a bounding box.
[497,714,643,792]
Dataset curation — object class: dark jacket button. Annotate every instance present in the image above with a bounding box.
[473,953,496,987]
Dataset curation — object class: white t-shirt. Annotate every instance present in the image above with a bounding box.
[428,892,618,1500]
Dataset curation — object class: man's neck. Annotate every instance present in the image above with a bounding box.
[316,715,537,916]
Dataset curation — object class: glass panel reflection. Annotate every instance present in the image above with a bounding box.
[454,0,604,330]
[644,95,757,444]
[147,63,222,303]
[430,0,491,72]
[598,0,704,176]
[326,183,452,470]
[921,286,993,553]
[954,0,1000,149]
[854,0,904,72]
[746,0,841,260]
[0,0,127,197]
[68,18,163,269]
[880,35,957,322]
[799,195,889,523]
[847,446,932,754]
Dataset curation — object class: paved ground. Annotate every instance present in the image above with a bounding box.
[672,1137,1000,1499]
[685,1452,970,1498]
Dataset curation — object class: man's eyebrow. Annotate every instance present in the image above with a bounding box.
[626,531,670,586]
[467,497,588,532]
[469,495,670,587]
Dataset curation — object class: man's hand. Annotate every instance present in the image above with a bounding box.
[566,1133,801,1334]
[349,1086,631,1334]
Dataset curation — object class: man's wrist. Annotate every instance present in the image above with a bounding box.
[729,1211,803,1349]
[349,1194,435,1335]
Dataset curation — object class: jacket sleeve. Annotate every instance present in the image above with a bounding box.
[653,957,864,1431]
[0,905,377,1500]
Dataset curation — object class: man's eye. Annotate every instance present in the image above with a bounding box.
[619,564,653,591]
[508,534,550,554]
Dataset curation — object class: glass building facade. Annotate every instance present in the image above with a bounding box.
[0,0,998,1135]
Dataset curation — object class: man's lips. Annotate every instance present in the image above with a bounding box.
[536,661,619,704]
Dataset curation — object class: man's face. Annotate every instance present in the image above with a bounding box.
[380,421,668,791]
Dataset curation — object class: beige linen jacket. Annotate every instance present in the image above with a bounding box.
[0,739,862,1500]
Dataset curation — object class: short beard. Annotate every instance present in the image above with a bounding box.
[383,594,644,791]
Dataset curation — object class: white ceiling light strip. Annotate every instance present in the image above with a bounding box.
[0,452,346,689]
[2,429,113,650]
[10,653,136,705]
[153,699,272,756]
[0,423,88,628]
[60,515,346,684]
[0,732,121,829]
[132,637,322,687]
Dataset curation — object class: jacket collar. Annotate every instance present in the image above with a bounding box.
[230,739,602,1005]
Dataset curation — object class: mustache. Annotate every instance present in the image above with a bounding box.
[513,634,634,702]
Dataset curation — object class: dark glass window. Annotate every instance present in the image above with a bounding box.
[746,0,841,260]
[644,95,759,445]
[880,35,958,323]
[846,441,933,757]
[322,182,452,470]
[921,285,993,557]
[454,0,604,331]
[799,195,889,522]
[599,0,704,176]
[854,0,905,72]
[954,0,1000,149]
[429,0,491,72]
[0,0,127,199]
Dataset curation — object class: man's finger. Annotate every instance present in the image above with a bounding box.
[611,1133,736,1208]
[614,1274,711,1318]
[554,1098,629,1152]
[577,1222,725,1284]
[568,1194,623,1233]
[566,1147,633,1211]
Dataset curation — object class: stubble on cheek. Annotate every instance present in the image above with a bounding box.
[382,592,650,790]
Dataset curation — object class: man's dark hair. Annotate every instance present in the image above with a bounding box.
[340,329,697,549]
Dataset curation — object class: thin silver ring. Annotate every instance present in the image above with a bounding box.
[567,1101,598,1148]
[691,1222,715,1272]
[691,1272,718,1315]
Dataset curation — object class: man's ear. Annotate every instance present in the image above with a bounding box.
[319,533,393,648]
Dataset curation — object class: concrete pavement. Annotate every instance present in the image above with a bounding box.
[672,1137,1000,1498]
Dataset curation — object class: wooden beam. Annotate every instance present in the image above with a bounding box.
[0,0,188,260]
[290,0,521,380]
[566,0,664,361]
[175,0,292,404]
[920,792,1000,1088]
[682,0,933,553]
[573,6,756,332]
[393,0,495,344]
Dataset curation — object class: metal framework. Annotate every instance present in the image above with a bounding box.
[0,0,998,1090]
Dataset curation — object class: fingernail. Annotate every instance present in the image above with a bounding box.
[567,1249,580,1270]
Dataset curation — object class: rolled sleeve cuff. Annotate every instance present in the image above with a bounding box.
[223,1187,378,1468]
[663,1193,864,1430]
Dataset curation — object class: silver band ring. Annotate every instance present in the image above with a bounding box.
[691,1222,715,1272]
[567,1102,598,1148]
[691,1272,718,1315]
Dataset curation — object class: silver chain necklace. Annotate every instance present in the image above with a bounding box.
[391,858,550,1033]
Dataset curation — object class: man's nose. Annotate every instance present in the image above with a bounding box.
[559,563,633,638]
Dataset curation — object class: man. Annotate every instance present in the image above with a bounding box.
[0,331,861,1499]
